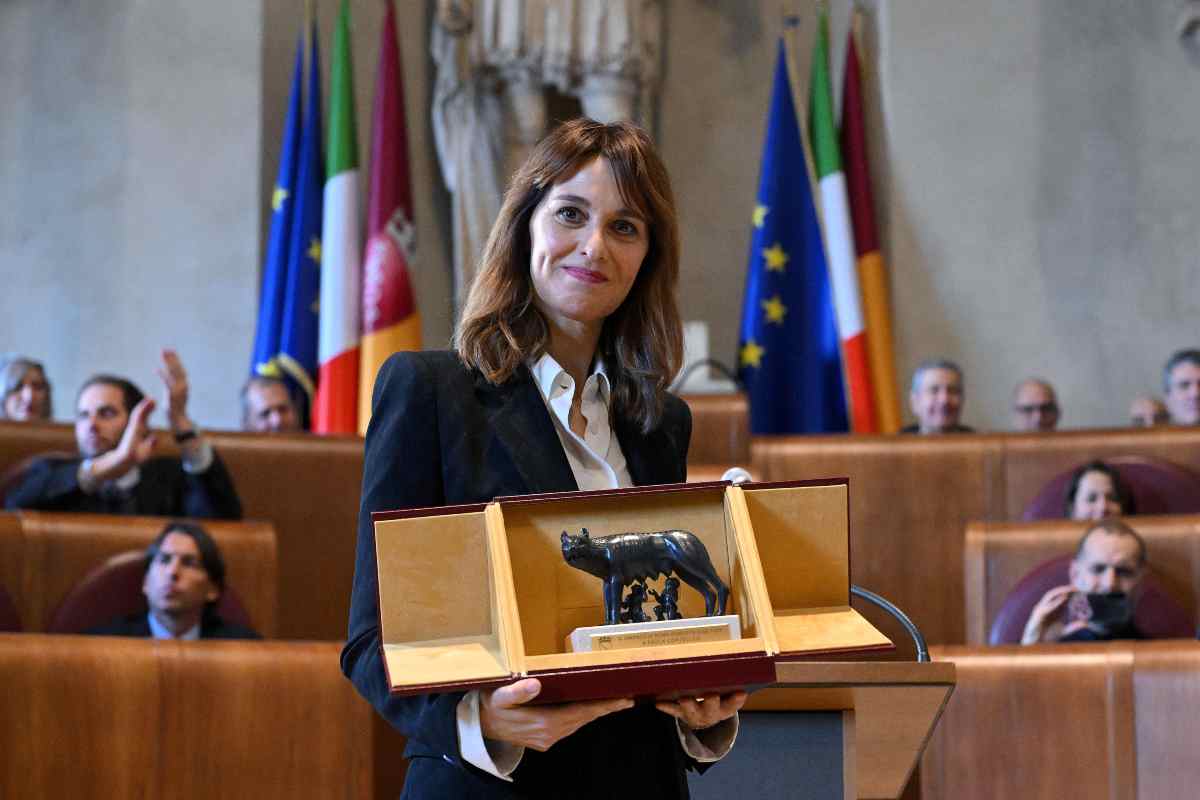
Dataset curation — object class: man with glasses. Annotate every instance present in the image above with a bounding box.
[1011,378,1060,432]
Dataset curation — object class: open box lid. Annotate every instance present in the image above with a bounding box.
[372,480,890,698]
[734,479,892,659]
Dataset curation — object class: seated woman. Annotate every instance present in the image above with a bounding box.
[341,118,745,798]
[0,356,52,421]
[1064,460,1135,520]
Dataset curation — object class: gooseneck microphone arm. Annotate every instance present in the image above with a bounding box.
[850,585,930,663]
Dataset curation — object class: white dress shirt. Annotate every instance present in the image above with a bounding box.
[456,352,737,780]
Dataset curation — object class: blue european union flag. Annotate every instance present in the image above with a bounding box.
[736,40,848,434]
[276,25,324,407]
[250,35,303,380]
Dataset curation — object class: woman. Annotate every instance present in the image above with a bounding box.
[1064,460,1134,520]
[0,356,52,421]
[342,119,744,798]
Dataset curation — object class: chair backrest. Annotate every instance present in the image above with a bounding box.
[1022,455,1200,520]
[46,549,254,634]
[988,553,1195,644]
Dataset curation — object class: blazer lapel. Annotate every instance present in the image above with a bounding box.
[615,412,680,488]
[476,368,578,495]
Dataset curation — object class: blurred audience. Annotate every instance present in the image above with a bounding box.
[4,349,241,519]
[1064,460,1134,521]
[1129,394,1170,427]
[89,521,259,640]
[0,355,52,422]
[1011,378,1060,432]
[1021,519,1146,644]
[241,376,301,433]
[1163,349,1200,426]
[902,358,972,434]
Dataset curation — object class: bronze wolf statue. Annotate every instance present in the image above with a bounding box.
[561,528,729,625]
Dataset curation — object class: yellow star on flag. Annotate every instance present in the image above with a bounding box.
[763,242,789,272]
[272,186,289,212]
[761,295,787,325]
[739,340,765,369]
[307,237,321,264]
[752,205,768,228]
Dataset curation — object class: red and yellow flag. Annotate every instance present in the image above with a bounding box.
[841,11,902,432]
[358,0,421,433]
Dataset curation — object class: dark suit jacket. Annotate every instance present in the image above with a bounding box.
[341,351,698,799]
[88,611,260,640]
[3,453,242,520]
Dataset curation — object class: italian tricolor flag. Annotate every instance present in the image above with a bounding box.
[809,9,877,433]
[314,0,361,435]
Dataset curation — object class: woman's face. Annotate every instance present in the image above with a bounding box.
[4,366,50,421]
[528,157,650,333]
[1071,470,1123,520]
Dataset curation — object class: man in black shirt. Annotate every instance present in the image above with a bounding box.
[4,349,241,519]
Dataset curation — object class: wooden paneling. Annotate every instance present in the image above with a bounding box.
[684,393,750,469]
[0,635,378,799]
[752,434,1007,654]
[1133,642,1200,799]
[922,644,1137,800]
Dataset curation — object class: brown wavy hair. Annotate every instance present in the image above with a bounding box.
[455,118,683,433]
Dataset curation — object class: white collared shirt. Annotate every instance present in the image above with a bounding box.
[526,351,632,491]
[147,612,201,640]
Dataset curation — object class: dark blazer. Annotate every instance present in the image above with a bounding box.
[88,612,260,640]
[341,351,697,800]
[4,453,243,520]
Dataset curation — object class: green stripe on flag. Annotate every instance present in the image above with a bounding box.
[809,9,840,180]
[327,0,358,177]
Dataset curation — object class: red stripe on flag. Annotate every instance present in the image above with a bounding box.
[841,34,878,258]
[843,333,877,433]
[314,348,360,435]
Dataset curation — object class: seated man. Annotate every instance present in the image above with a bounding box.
[1163,349,1200,426]
[901,358,973,434]
[1021,519,1146,644]
[90,521,259,640]
[1129,394,1170,427]
[241,375,302,433]
[4,350,241,519]
[1011,377,1060,431]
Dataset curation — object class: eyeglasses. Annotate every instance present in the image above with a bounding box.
[1015,403,1059,415]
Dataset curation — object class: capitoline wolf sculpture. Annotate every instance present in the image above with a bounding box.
[561,528,729,625]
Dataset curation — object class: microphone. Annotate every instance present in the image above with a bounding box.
[721,467,754,485]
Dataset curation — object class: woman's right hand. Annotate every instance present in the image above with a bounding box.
[479,678,633,752]
[1020,584,1074,644]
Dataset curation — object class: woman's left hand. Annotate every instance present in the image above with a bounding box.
[656,690,747,730]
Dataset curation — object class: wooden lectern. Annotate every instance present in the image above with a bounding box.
[689,661,956,800]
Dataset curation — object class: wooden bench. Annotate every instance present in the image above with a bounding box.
[922,641,1200,800]
[0,635,376,798]
[0,511,277,636]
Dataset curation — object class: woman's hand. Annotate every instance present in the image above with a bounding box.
[479,678,633,752]
[656,690,747,731]
[1021,584,1074,644]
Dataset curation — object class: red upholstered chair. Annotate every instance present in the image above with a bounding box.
[0,585,21,632]
[988,554,1195,644]
[46,550,255,635]
[1021,456,1200,521]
